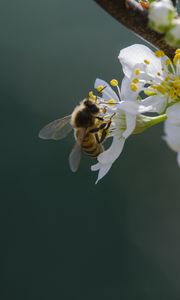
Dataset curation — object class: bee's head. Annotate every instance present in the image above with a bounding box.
[83,99,99,114]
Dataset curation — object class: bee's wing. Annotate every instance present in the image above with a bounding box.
[69,142,82,172]
[69,128,86,172]
[39,115,72,140]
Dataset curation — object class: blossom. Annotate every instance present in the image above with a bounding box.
[148,0,176,33]
[164,103,180,166]
[119,44,180,114]
[165,20,180,47]
[91,78,153,183]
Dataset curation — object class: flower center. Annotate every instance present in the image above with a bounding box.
[130,49,180,104]
[152,75,180,102]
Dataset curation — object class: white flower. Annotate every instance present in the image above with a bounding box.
[91,78,152,183]
[164,103,180,166]
[148,0,176,33]
[165,19,180,47]
[118,44,180,114]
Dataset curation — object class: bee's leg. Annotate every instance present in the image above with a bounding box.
[95,133,101,143]
[98,121,112,143]
[91,113,116,143]
[92,121,111,144]
[89,122,107,134]
[95,116,104,121]
[97,113,115,143]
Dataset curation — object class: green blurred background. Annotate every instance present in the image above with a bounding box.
[1,1,180,299]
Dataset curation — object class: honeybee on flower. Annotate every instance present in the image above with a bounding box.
[39,42,180,183]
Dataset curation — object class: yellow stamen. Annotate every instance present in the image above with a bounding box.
[135,68,140,75]
[169,89,175,98]
[110,79,118,86]
[173,79,180,89]
[155,50,165,57]
[165,59,171,66]
[144,59,150,65]
[173,53,180,65]
[156,86,165,94]
[107,99,116,106]
[177,88,180,95]
[88,91,96,101]
[175,49,180,54]
[130,83,138,92]
[132,78,139,84]
[97,85,104,92]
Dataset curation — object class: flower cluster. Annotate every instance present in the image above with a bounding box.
[148,0,180,47]
[91,44,180,183]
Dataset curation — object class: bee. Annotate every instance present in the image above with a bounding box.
[39,98,112,172]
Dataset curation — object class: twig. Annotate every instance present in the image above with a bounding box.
[94,0,177,59]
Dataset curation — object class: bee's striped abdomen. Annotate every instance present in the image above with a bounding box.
[82,133,103,158]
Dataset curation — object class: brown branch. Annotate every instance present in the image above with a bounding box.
[94,0,177,59]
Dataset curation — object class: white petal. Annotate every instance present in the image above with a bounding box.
[118,101,139,114]
[95,163,113,184]
[142,95,167,113]
[118,101,151,115]
[123,114,136,139]
[94,78,119,102]
[177,152,180,167]
[166,103,180,125]
[121,76,139,102]
[91,162,101,171]
[118,44,162,78]
[98,136,125,164]
[164,122,180,152]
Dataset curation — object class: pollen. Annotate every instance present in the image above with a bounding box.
[101,107,107,114]
[168,89,176,98]
[173,79,180,88]
[130,83,138,92]
[132,78,139,84]
[144,59,150,65]
[97,85,104,92]
[156,85,166,94]
[88,91,96,101]
[165,59,171,66]
[107,98,116,106]
[155,50,165,57]
[110,79,118,87]
[135,68,140,75]
[173,53,180,65]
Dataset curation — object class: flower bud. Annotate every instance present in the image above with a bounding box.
[148,0,176,33]
[165,20,180,47]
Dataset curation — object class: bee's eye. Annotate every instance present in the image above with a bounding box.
[84,100,99,114]
[89,104,99,114]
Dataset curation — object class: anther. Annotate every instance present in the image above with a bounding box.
[97,85,104,92]
[144,59,150,65]
[135,68,140,75]
[155,50,165,57]
[110,79,118,87]
[130,83,138,92]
